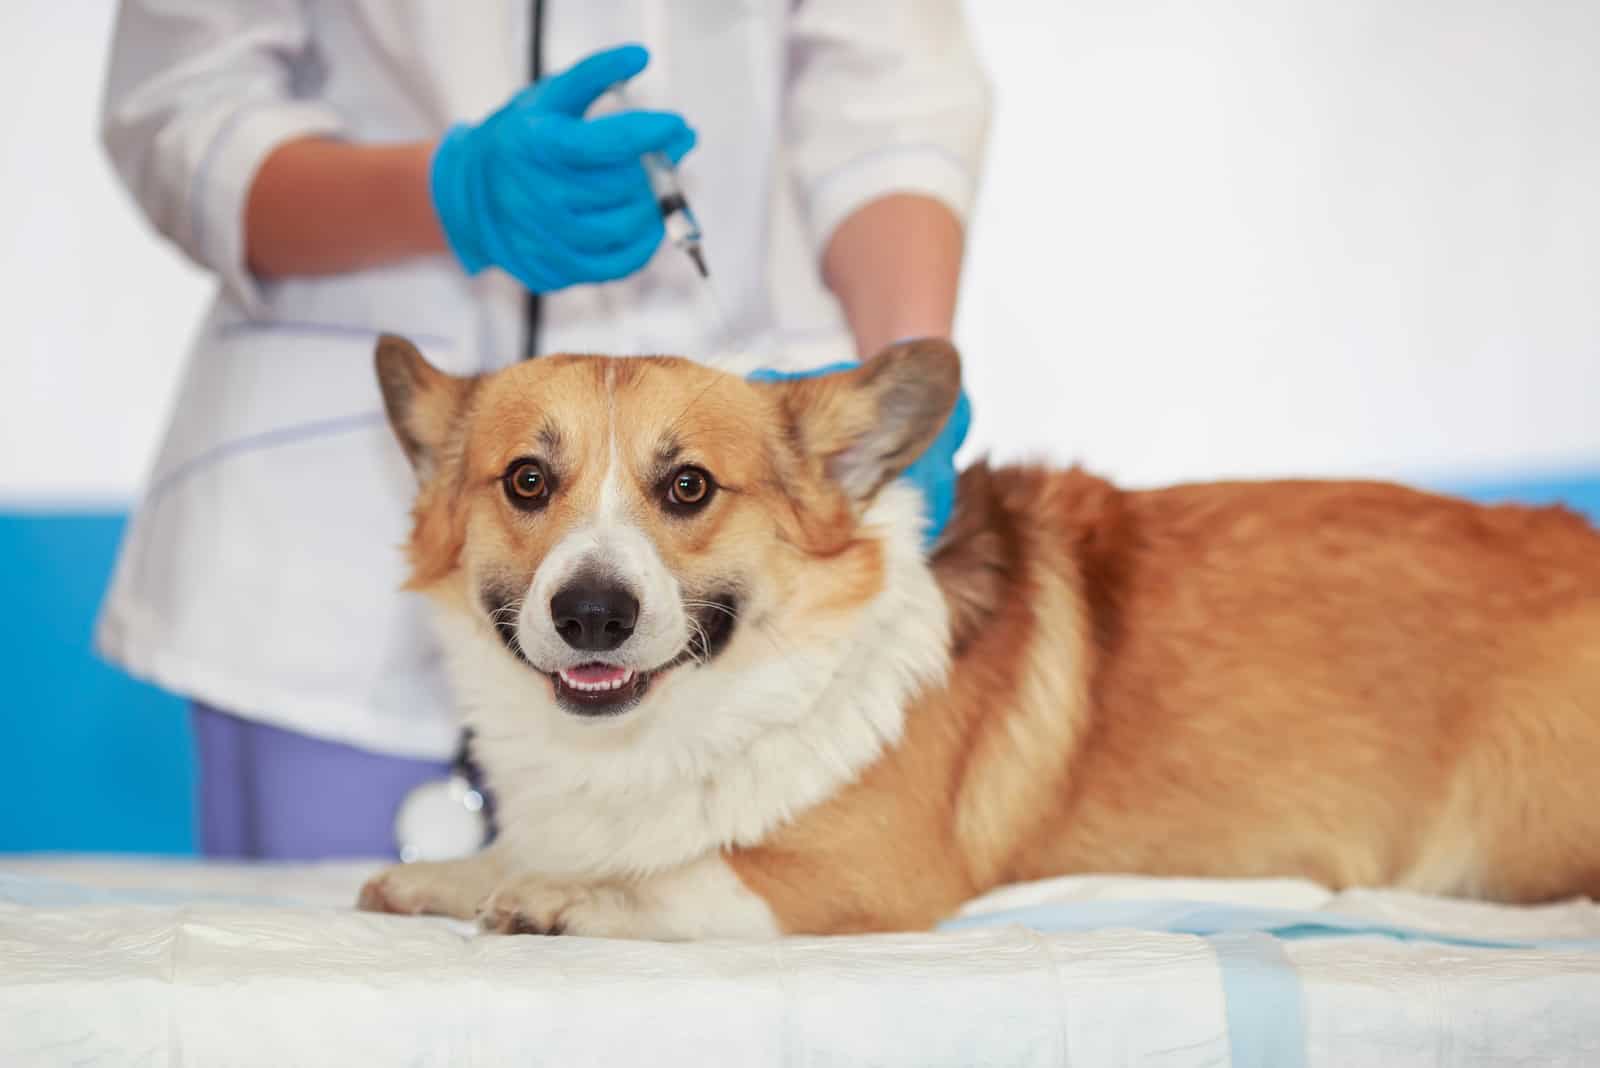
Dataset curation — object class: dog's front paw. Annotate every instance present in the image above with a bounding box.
[477,878,637,938]
[357,859,496,921]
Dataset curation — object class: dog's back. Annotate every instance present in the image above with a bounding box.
[939,465,1600,903]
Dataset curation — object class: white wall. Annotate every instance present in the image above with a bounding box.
[2,3,209,505]
[4,1,1598,503]
[956,0,1600,486]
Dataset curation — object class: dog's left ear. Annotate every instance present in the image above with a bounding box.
[375,333,476,482]
[771,338,963,502]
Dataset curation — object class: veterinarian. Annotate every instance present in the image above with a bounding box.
[96,2,991,859]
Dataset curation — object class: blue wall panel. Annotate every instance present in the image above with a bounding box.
[0,513,193,854]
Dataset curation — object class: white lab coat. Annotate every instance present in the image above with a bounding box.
[95,0,991,758]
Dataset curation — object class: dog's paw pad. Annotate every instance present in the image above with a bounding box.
[504,912,564,937]
[356,871,419,915]
[355,861,492,920]
[479,901,554,936]
[356,879,393,914]
[478,881,611,936]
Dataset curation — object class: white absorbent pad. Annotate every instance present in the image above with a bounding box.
[3,856,1599,1067]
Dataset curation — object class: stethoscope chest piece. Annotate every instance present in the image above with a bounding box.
[394,773,489,863]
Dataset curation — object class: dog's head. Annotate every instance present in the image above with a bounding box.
[375,336,960,731]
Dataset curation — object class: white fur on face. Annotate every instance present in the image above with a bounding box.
[434,483,951,883]
[512,423,688,675]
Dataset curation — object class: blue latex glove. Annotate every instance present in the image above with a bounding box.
[749,359,972,551]
[430,44,696,293]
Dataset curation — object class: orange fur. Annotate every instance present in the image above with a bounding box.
[731,467,1600,931]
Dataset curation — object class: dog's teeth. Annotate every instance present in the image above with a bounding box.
[559,668,635,693]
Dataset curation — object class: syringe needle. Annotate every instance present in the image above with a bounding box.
[686,244,709,279]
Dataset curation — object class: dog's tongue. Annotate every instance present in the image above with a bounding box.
[564,663,630,685]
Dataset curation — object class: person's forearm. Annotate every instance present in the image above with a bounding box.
[821,193,966,357]
[245,138,448,278]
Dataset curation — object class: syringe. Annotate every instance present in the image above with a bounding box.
[605,86,709,278]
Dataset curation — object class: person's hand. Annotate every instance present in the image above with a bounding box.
[748,357,971,551]
[429,44,695,293]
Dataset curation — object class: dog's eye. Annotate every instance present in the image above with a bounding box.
[503,459,550,507]
[667,466,713,511]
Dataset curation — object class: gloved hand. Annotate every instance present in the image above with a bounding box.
[748,357,972,551]
[430,44,695,293]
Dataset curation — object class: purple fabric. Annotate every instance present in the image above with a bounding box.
[191,704,450,860]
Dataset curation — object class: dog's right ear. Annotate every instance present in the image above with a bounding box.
[767,338,963,504]
[375,334,475,482]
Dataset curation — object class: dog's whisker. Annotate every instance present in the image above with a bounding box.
[487,597,526,627]
[682,598,738,620]
[685,618,712,666]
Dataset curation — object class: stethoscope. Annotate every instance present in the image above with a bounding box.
[393,729,497,862]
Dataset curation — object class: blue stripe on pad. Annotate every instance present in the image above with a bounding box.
[943,898,1600,1068]
[1207,931,1307,1068]
[939,898,1600,951]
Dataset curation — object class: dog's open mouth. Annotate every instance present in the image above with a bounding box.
[551,663,650,715]
[545,594,740,717]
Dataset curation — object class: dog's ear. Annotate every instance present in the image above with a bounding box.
[375,334,475,586]
[375,334,475,482]
[769,338,963,502]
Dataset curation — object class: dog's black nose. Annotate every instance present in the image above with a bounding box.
[550,580,639,652]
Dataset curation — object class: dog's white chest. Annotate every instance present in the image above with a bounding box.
[473,656,931,879]
[488,774,726,880]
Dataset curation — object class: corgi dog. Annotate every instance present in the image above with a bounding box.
[358,333,1600,940]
